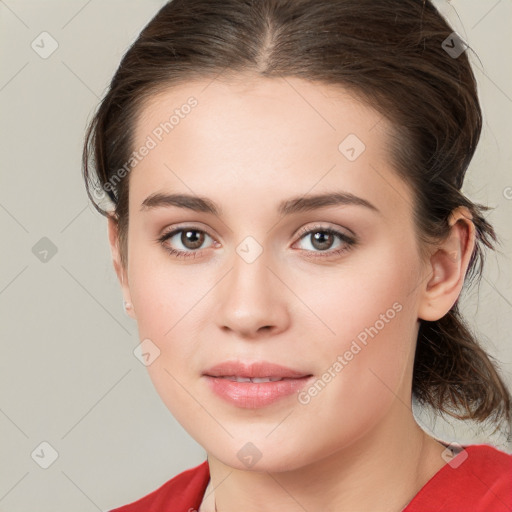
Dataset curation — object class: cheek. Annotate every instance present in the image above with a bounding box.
[128,249,202,337]
[300,241,419,343]
[127,251,215,387]
[296,242,420,399]
[127,257,203,420]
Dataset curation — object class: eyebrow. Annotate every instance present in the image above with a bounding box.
[140,191,381,216]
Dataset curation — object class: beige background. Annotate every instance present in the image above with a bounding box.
[0,1,511,510]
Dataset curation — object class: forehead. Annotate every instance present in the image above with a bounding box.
[135,75,386,146]
[129,75,413,222]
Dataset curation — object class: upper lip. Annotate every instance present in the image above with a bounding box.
[203,360,311,379]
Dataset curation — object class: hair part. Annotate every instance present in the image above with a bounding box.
[82,0,511,434]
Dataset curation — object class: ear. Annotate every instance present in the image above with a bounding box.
[418,206,476,321]
[107,214,136,319]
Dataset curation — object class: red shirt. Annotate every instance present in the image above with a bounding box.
[109,444,512,512]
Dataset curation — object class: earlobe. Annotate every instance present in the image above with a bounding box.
[418,207,475,321]
[123,299,135,317]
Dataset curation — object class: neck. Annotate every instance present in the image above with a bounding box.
[204,405,448,512]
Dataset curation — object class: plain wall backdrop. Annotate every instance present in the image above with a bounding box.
[0,1,511,510]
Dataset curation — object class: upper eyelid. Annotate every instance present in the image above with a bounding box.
[160,222,214,238]
[295,223,355,239]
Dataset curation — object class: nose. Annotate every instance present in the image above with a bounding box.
[215,250,291,339]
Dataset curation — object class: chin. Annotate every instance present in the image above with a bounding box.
[205,435,327,474]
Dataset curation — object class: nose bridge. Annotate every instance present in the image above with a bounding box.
[231,241,271,295]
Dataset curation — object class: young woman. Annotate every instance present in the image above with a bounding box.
[82,0,512,510]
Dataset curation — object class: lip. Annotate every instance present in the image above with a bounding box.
[202,360,313,409]
[203,360,310,379]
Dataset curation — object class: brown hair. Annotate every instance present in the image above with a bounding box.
[82,0,511,435]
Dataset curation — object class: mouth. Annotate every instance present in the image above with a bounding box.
[202,360,313,408]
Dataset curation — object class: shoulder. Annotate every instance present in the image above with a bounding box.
[463,443,511,472]
[107,460,210,512]
[406,444,512,512]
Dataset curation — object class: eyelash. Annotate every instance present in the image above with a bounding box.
[156,224,357,260]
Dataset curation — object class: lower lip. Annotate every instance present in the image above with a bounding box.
[203,375,313,408]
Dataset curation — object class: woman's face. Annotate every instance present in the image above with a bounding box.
[115,75,431,471]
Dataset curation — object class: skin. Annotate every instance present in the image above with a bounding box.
[107,74,475,512]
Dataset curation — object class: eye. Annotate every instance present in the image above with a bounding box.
[294,224,357,258]
[157,226,217,259]
[156,223,357,260]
